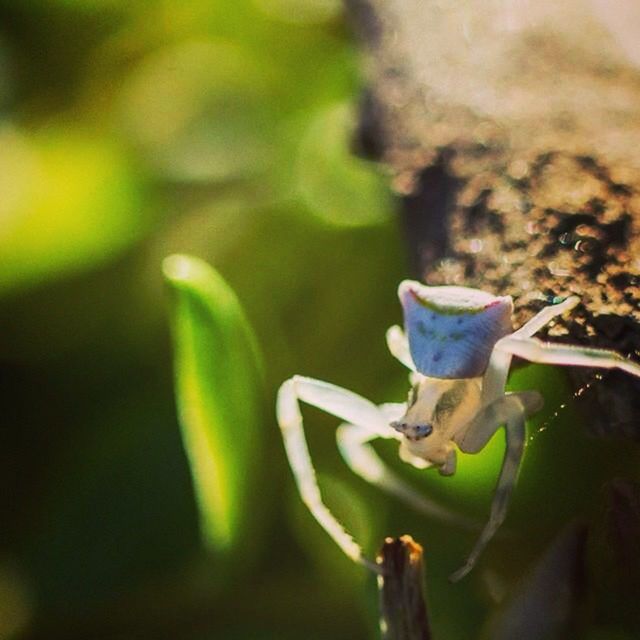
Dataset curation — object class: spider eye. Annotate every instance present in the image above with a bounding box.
[415,424,433,437]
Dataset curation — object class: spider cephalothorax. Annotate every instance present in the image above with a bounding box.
[277,280,640,580]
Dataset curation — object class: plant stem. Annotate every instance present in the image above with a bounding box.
[377,535,431,640]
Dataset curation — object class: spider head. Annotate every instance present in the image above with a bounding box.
[389,377,454,462]
[391,376,483,464]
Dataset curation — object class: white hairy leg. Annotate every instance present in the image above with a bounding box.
[450,391,542,582]
[481,297,580,405]
[498,336,640,379]
[480,348,513,406]
[456,391,543,454]
[512,296,580,338]
[276,376,390,572]
[337,422,475,528]
[386,325,417,371]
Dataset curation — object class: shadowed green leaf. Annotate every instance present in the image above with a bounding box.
[163,254,263,552]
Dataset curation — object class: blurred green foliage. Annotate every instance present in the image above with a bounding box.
[0,127,149,294]
[164,254,263,554]
[1,1,639,640]
[0,2,401,638]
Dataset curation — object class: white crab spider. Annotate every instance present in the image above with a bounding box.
[276,281,640,581]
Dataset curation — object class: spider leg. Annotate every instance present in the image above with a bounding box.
[277,375,391,572]
[386,325,417,371]
[497,336,640,379]
[512,296,580,338]
[439,448,457,476]
[481,296,580,405]
[450,391,543,582]
[481,348,513,405]
[456,391,543,454]
[337,420,475,528]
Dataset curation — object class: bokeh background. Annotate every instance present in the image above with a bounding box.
[1,2,638,639]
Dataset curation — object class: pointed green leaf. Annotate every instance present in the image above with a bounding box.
[163,254,263,552]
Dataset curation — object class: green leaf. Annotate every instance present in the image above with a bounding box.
[163,254,263,552]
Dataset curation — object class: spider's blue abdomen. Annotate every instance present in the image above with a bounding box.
[399,281,513,379]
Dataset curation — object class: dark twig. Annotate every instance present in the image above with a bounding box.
[377,535,431,640]
[487,522,587,640]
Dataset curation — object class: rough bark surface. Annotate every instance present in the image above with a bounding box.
[346,0,640,438]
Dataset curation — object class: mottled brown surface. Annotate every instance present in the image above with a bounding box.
[346,0,640,438]
[423,151,640,440]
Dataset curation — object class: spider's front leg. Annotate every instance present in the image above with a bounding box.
[497,294,640,378]
[481,296,581,406]
[277,376,390,572]
[450,390,543,582]
[277,376,474,572]
[511,295,580,339]
[497,335,640,379]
